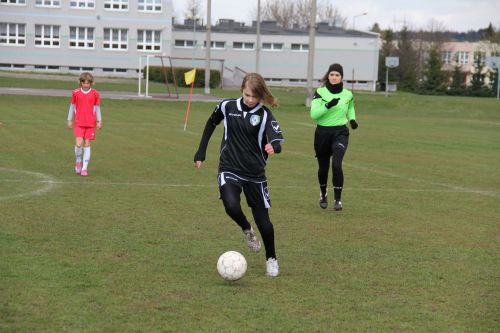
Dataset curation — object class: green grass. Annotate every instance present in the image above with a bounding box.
[0,88,499,332]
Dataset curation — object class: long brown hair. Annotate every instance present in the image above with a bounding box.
[240,73,278,108]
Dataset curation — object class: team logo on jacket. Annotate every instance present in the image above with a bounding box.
[250,115,261,126]
[271,121,281,133]
[263,186,270,201]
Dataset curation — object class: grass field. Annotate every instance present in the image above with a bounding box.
[0,85,499,332]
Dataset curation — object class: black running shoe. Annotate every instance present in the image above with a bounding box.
[319,193,328,209]
[334,200,343,211]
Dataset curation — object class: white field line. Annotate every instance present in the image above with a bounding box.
[2,162,498,200]
[0,168,58,201]
[344,162,500,199]
[285,150,500,200]
[291,121,316,128]
[0,179,498,196]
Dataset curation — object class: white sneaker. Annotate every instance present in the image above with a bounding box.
[266,258,279,277]
[243,228,261,252]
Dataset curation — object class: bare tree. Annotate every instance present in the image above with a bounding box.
[260,0,347,29]
[185,0,203,20]
[261,0,295,28]
[316,0,347,28]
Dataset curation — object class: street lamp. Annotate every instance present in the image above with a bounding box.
[352,12,367,30]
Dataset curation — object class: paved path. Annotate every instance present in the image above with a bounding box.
[0,87,221,102]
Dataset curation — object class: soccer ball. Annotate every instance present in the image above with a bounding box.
[217,251,247,281]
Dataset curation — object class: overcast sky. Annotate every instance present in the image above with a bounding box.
[171,0,500,32]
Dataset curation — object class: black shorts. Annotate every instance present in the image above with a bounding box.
[314,125,349,158]
[218,172,271,209]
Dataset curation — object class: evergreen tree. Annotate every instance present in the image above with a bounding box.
[488,67,499,97]
[481,23,499,43]
[395,27,418,91]
[447,65,466,96]
[468,52,488,96]
[370,23,381,34]
[421,44,446,94]
[378,29,397,89]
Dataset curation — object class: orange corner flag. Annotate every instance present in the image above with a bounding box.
[184,68,196,85]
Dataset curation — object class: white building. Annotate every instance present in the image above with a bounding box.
[173,19,379,91]
[0,0,172,76]
[0,1,380,91]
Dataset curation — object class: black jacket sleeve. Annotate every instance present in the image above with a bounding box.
[194,104,224,162]
[270,141,282,154]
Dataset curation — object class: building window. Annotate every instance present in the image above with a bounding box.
[104,0,128,10]
[203,40,225,49]
[441,51,451,65]
[137,29,161,51]
[0,0,26,5]
[69,26,94,49]
[70,0,95,9]
[262,42,283,51]
[138,0,161,12]
[35,0,60,7]
[35,65,60,70]
[291,43,308,52]
[0,23,26,45]
[174,39,195,48]
[473,51,486,65]
[35,25,60,47]
[456,51,469,65]
[233,42,254,50]
[103,28,128,50]
[103,68,127,73]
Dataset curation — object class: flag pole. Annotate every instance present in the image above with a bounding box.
[183,80,195,131]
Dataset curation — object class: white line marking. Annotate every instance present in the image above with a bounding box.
[0,168,57,201]
[0,179,498,196]
[344,163,500,199]
[292,121,316,128]
[283,150,500,199]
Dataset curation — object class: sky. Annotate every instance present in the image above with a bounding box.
[171,0,500,32]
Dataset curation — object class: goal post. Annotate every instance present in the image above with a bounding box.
[138,55,225,98]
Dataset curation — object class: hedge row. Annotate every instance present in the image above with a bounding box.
[144,66,221,88]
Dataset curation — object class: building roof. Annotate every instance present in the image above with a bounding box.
[173,19,378,38]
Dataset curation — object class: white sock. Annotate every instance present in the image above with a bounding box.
[75,146,83,163]
[82,147,91,170]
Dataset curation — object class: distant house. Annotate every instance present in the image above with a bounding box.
[0,1,379,91]
[440,41,500,85]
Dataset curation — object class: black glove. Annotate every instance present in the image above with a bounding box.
[193,151,205,162]
[325,98,340,109]
[349,119,358,130]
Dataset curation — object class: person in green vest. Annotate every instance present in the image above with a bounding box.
[310,63,358,211]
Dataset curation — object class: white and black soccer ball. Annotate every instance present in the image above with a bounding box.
[217,251,247,281]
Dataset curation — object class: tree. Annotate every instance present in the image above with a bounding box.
[395,27,418,91]
[480,23,499,43]
[421,43,446,94]
[467,52,489,96]
[447,65,466,96]
[489,67,499,97]
[260,0,347,29]
[185,0,203,20]
[370,23,381,34]
[378,29,397,86]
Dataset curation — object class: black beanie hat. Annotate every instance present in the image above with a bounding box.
[328,63,343,77]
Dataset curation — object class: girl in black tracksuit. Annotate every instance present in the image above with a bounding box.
[194,73,284,277]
